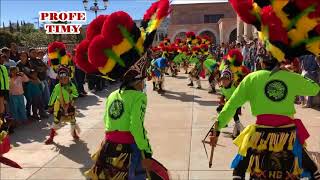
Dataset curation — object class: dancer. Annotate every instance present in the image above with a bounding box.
[75,0,171,179]
[45,66,79,144]
[216,69,244,138]
[152,53,167,93]
[188,47,202,89]
[210,0,320,179]
[204,59,219,94]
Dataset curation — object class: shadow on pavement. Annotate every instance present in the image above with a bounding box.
[76,95,99,110]
[172,76,188,80]
[161,90,219,106]
[9,118,51,147]
[53,140,91,176]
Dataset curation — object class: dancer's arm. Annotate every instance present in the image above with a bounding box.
[129,94,152,156]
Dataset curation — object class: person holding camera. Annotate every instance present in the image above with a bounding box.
[9,67,29,125]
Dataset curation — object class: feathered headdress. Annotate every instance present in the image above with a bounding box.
[230,0,320,61]
[186,31,196,45]
[75,0,170,80]
[226,49,243,67]
[201,35,212,45]
[48,41,74,76]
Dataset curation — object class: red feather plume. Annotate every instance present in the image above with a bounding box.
[101,11,134,46]
[157,0,170,20]
[229,0,257,24]
[86,15,108,41]
[143,0,170,21]
[186,31,195,38]
[200,44,208,51]
[143,1,159,21]
[75,39,98,73]
[261,6,289,45]
[88,34,112,68]
[48,41,66,53]
[294,0,320,16]
[241,65,250,75]
[228,49,243,64]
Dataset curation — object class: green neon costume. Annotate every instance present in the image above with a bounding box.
[48,82,79,107]
[217,70,320,130]
[0,65,9,91]
[104,89,152,154]
[220,85,237,101]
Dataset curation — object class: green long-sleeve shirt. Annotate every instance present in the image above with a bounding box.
[104,89,152,154]
[48,82,78,106]
[220,85,237,101]
[0,65,9,90]
[217,70,320,130]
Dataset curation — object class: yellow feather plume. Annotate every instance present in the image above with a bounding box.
[288,15,318,46]
[48,52,59,59]
[306,40,320,57]
[272,0,290,28]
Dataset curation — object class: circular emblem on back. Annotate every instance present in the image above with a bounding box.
[108,100,124,120]
[264,80,288,102]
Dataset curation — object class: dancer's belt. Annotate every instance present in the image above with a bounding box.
[256,114,310,144]
[105,131,135,144]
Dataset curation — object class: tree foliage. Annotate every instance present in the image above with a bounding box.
[0,30,19,47]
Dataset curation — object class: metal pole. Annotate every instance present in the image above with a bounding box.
[95,10,97,18]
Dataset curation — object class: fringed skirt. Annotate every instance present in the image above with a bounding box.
[231,125,309,179]
[85,140,145,180]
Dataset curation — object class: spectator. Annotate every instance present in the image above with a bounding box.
[73,50,87,97]
[249,41,257,72]
[255,45,266,71]
[9,67,29,125]
[17,51,32,76]
[25,70,48,120]
[9,43,20,62]
[300,55,320,108]
[29,48,50,108]
[242,42,251,70]
[1,47,17,69]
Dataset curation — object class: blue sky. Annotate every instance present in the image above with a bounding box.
[0,0,156,27]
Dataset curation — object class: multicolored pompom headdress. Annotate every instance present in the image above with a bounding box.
[230,0,320,62]
[75,0,170,80]
[48,41,75,78]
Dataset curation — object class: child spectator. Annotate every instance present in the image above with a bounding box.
[9,67,29,125]
[25,70,48,120]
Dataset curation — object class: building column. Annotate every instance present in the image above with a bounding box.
[244,23,253,41]
[236,16,244,42]
[219,22,224,44]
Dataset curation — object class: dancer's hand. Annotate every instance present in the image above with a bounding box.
[209,134,219,147]
[142,158,153,170]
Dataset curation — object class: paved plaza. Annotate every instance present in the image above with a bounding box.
[1,74,319,180]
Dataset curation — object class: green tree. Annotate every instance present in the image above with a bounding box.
[0,30,19,47]
[16,20,20,32]
[20,30,53,47]
[9,21,13,33]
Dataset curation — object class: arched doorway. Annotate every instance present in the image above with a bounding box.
[199,31,216,44]
[229,28,237,43]
[173,32,186,40]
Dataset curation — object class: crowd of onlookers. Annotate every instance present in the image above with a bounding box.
[211,39,320,108]
[0,42,107,134]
